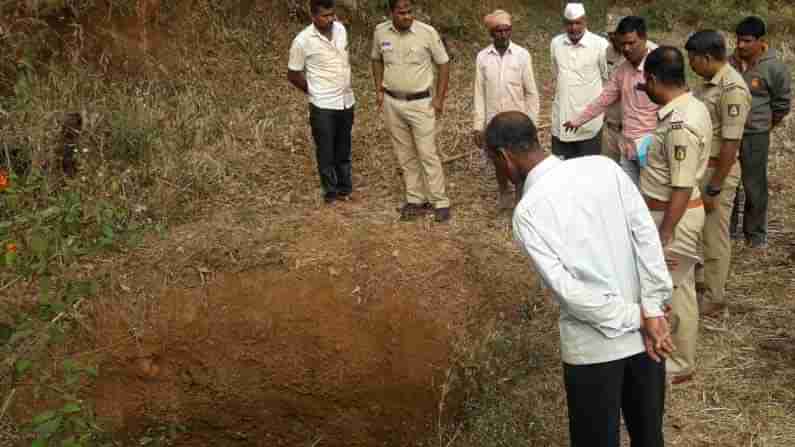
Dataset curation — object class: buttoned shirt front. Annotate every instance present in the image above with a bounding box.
[550,31,609,141]
[473,42,540,132]
[641,93,712,201]
[288,22,355,110]
[693,64,751,157]
[513,155,672,365]
[573,43,660,140]
[371,20,450,94]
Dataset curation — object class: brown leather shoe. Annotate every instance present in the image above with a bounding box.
[701,301,726,318]
[670,373,694,385]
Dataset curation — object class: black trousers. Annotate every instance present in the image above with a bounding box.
[309,104,354,196]
[552,128,603,160]
[564,352,666,447]
[730,132,769,245]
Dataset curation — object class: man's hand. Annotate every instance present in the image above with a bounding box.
[641,310,676,363]
[617,134,638,160]
[703,194,717,213]
[376,89,385,112]
[472,130,484,148]
[432,97,445,117]
[562,121,579,133]
[658,228,673,248]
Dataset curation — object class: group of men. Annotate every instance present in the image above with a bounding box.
[287,1,791,446]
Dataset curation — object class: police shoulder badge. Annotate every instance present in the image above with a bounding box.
[674,145,687,161]
[728,104,740,117]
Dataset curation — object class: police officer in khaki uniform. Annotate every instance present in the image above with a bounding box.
[685,31,752,317]
[641,47,711,385]
[601,13,627,162]
[371,0,452,222]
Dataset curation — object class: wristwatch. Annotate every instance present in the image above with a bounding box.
[705,184,722,197]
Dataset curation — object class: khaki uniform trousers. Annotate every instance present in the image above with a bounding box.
[651,206,705,376]
[602,122,622,163]
[384,95,450,208]
[695,163,741,305]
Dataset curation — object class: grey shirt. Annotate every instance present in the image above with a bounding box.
[730,47,792,134]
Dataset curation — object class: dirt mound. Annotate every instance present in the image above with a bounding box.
[90,209,474,446]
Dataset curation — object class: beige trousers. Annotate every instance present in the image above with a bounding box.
[384,95,450,208]
[651,206,705,376]
[695,163,741,305]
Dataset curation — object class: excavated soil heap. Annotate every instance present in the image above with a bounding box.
[90,214,473,446]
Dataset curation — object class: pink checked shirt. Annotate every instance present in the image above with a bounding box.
[572,46,659,139]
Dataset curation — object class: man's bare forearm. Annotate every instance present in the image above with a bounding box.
[660,188,692,236]
[287,70,308,94]
[709,140,741,188]
[371,60,384,92]
[435,62,450,100]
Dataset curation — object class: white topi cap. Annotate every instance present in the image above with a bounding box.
[564,2,586,20]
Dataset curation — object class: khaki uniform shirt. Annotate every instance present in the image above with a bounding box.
[604,44,624,126]
[692,64,751,157]
[641,93,712,201]
[371,20,450,94]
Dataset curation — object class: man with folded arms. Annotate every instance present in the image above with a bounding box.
[641,46,711,385]
[685,30,751,317]
[371,0,452,222]
[473,9,540,210]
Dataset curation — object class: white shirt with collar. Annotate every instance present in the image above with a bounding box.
[512,155,672,365]
[550,30,609,141]
[473,41,540,132]
[288,21,355,110]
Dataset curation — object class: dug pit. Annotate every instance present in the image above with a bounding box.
[90,215,474,446]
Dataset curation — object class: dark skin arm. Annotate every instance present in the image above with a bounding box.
[432,62,450,116]
[371,59,385,111]
[704,139,741,212]
[287,70,308,94]
[658,187,692,247]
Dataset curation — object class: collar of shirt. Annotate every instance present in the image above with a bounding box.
[706,63,730,86]
[486,41,515,56]
[657,92,692,121]
[310,21,343,44]
[388,21,416,34]
[564,30,593,47]
[524,155,563,193]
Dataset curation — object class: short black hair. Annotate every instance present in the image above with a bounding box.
[616,16,647,38]
[736,16,766,38]
[485,112,541,155]
[310,0,335,15]
[645,46,687,87]
[685,30,727,61]
[389,0,410,11]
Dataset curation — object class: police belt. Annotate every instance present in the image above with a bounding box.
[605,121,623,132]
[384,89,431,101]
[644,196,704,211]
[707,157,720,168]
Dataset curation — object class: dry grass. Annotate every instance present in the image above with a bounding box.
[1,1,794,446]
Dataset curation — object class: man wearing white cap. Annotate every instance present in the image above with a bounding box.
[550,2,609,160]
[473,9,540,209]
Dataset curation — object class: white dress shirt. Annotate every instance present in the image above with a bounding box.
[473,42,540,131]
[288,22,355,110]
[512,155,672,365]
[550,30,609,141]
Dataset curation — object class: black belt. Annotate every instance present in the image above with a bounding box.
[606,121,623,132]
[384,89,431,101]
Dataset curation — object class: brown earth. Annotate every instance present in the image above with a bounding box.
[84,208,478,446]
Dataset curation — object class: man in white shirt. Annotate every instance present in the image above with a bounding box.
[288,0,355,204]
[472,9,540,210]
[485,111,673,447]
[550,2,609,160]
